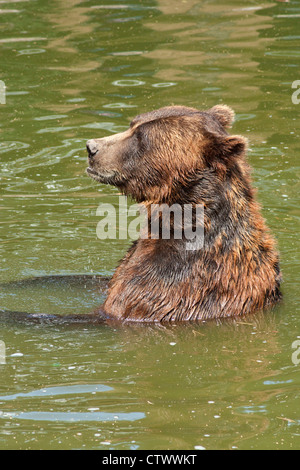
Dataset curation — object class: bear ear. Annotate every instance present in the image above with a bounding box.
[209,104,235,128]
[221,135,248,159]
[203,133,248,169]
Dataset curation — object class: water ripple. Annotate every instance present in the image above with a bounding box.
[112,79,145,87]
[0,384,113,401]
[0,37,47,43]
[17,48,46,55]
[0,411,146,422]
[0,141,29,153]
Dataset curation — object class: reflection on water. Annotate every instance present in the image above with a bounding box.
[0,411,146,423]
[0,383,113,401]
[0,0,299,451]
[0,314,299,449]
[0,275,109,315]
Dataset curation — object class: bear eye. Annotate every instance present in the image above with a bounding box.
[133,123,151,155]
[135,128,143,142]
[134,128,146,149]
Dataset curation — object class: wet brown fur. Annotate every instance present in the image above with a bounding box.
[86,105,282,322]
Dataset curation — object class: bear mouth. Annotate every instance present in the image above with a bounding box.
[86,167,120,185]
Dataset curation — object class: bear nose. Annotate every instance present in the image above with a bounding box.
[86,139,99,158]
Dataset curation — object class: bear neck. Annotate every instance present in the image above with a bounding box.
[105,167,281,321]
[141,166,263,253]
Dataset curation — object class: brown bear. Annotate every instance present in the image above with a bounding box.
[86,105,282,322]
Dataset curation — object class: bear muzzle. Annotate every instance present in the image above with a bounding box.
[86,139,99,159]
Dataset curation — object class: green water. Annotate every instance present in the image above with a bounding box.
[0,0,300,450]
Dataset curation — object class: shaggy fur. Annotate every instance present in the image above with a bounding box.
[86,105,282,322]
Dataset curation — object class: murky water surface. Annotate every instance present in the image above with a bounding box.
[0,0,300,450]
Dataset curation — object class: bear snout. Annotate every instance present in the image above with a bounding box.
[86,139,99,158]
